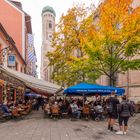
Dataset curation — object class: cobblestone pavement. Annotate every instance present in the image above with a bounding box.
[0,110,140,140]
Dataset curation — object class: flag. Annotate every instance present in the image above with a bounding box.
[27,34,35,61]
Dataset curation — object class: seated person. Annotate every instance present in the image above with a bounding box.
[83,101,90,114]
[51,102,59,114]
[60,101,68,113]
[11,107,21,117]
[1,102,11,116]
[94,104,103,114]
[44,102,51,116]
[70,100,81,119]
[14,104,27,115]
[7,100,14,108]
[19,102,28,110]
[92,104,104,120]
[24,102,32,113]
[32,99,37,110]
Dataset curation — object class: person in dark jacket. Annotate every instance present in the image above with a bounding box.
[116,95,133,135]
[1,102,11,116]
[106,92,120,131]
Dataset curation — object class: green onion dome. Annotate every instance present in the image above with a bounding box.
[42,6,56,17]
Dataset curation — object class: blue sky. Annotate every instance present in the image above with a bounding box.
[18,0,100,76]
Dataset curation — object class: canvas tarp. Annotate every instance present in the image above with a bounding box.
[64,82,125,96]
[0,66,61,96]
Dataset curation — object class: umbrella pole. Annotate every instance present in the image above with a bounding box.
[64,94,66,102]
[83,93,84,107]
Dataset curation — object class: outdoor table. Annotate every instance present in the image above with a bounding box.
[17,108,24,111]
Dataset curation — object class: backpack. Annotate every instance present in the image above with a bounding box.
[122,102,129,111]
[95,105,103,113]
[120,101,133,117]
[106,102,113,113]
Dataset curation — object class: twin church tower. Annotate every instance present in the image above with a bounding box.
[41,6,56,82]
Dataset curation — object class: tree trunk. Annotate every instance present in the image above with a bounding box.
[109,72,116,87]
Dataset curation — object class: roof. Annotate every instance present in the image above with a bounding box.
[42,6,56,16]
[7,0,23,13]
[0,66,61,96]
[9,1,22,10]
[25,15,32,33]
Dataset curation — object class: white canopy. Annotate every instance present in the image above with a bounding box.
[0,66,61,96]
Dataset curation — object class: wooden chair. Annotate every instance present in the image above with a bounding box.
[44,104,51,118]
[11,108,22,119]
[51,106,59,120]
[26,103,32,113]
[19,110,28,115]
[61,112,68,118]
[82,106,90,120]
[20,103,32,114]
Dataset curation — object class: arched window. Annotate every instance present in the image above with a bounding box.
[49,22,52,29]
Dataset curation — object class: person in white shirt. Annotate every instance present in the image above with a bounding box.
[70,100,81,119]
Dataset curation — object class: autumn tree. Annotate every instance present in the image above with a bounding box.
[47,5,100,87]
[84,0,140,86]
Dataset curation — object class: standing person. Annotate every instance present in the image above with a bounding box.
[106,91,120,132]
[116,95,133,135]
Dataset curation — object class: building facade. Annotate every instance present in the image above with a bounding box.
[41,6,56,82]
[0,23,26,71]
[26,33,37,77]
[0,23,26,104]
[132,0,140,8]
[0,0,25,59]
[25,14,37,77]
[0,0,37,76]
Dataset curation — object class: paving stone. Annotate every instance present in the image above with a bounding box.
[0,110,140,140]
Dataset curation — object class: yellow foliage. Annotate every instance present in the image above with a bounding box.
[47,0,140,86]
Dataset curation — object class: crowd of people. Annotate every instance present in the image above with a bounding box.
[42,96,106,121]
[0,100,32,119]
[41,92,136,135]
[0,92,136,135]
